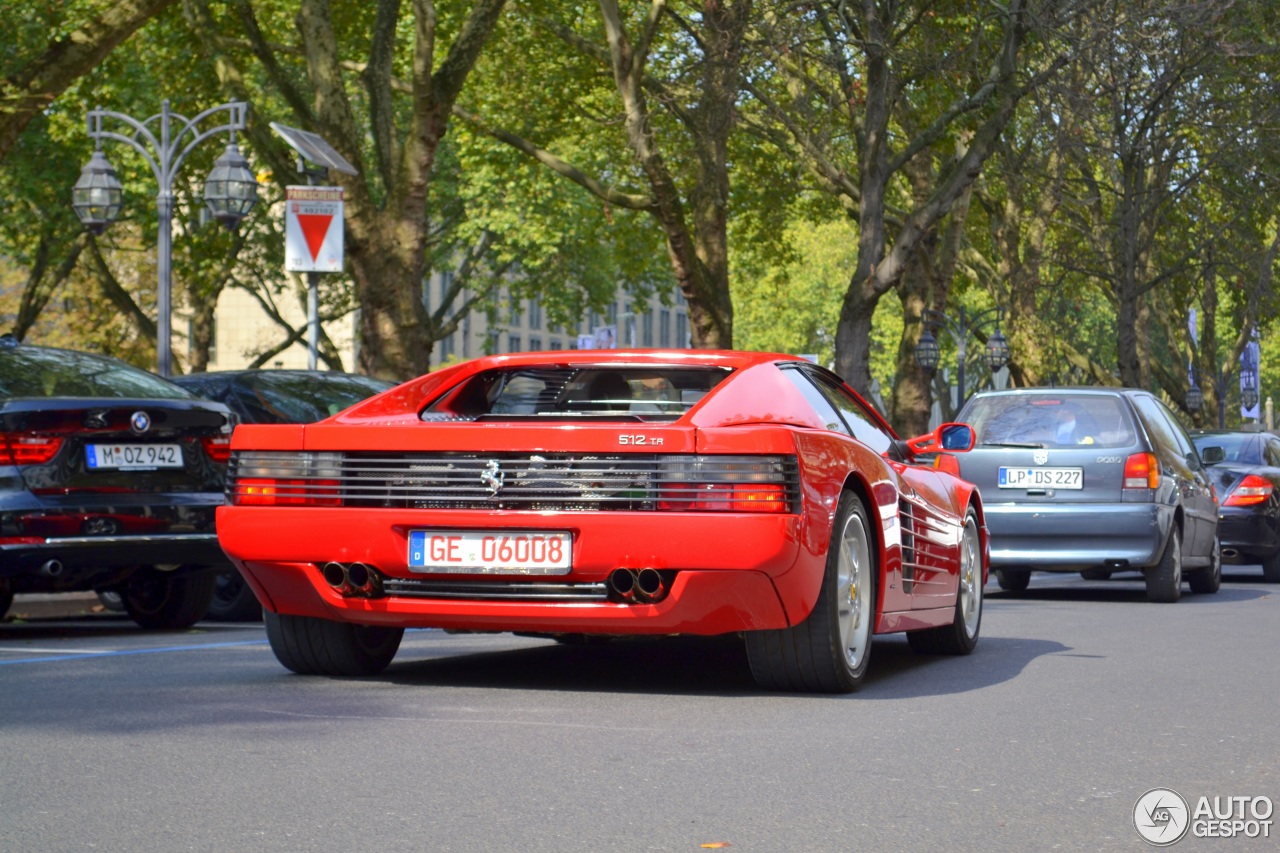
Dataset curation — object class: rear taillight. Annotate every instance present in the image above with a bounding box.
[658,482,789,513]
[200,435,233,464]
[230,452,343,507]
[1122,452,1160,489]
[1224,474,1273,507]
[0,433,64,466]
[234,477,341,506]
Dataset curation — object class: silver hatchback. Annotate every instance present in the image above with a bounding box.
[953,387,1221,602]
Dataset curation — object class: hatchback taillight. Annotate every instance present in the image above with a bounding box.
[0,433,64,466]
[1224,474,1273,507]
[1123,452,1160,489]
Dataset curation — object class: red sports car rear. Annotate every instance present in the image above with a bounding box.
[217,350,987,692]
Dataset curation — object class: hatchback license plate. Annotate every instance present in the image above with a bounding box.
[86,443,183,470]
[998,466,1083,489]
[408,530,572,574]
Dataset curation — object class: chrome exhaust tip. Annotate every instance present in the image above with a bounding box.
[39,559,64,577]
[608,568,637,602]
[634,568,667,603]
[321,561,353,595]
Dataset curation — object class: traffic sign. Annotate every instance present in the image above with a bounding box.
[285,186,344,272]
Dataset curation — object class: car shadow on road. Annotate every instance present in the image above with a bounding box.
[985,581,1270,605]
[380,631,1069,700]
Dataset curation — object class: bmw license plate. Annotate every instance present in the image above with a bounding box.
[86,443,183,470]
[998,466,1083,489]
[407,530,572,574]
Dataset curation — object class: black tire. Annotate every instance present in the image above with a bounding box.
[908,508,983,655]
[1145,527,1182,603]
[1188,538,1221,595]
[1080,568,1112,581]
[995,568,1031,592]
[205,570,264,622]
[264,611,403,676]
[745,493,877,693]
[1261,549,1280,583]
[122,567,218,629]
[0,588,12,619]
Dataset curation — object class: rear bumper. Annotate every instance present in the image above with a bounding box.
[1217,508,1280,561]
[982,502,1169,571]
[0,534,229,593]
[217,506,821,635]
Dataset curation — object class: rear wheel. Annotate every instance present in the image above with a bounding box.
[122,567,217,629]
[1145,528,1182,603]
[908,508,982,655]
[1261,549,1280,583]
[264,612,403,676]
[745,493,876,693]
[1080,568,1112,581]
[205,570,263,622]
[1188,539,1221,595]
[995,568,1031,592]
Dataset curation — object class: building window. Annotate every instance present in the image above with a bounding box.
[676,313,689,348]
[486,330,500,355]
[529,336,542,352]
[607,302,618,324]
[463,313,472,358]
[643,313,654,346]
[550,338,562,351]
[529,298,542,330]
[440,334,455,359]
[509,295,522,326]
[508,334,521,353]
[659,309,671,347]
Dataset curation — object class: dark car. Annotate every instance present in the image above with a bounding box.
[0,337,234,628]
[953,387,1220,602]
[170,370,394,620]
[1189,429,1280,583]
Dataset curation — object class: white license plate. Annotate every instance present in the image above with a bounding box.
[407,530,572,574]
[998,466,1083,489]
[86,443,183,470]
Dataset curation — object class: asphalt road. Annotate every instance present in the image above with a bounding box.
[1,570,1277,852]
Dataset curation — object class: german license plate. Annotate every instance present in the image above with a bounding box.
[998,466,1083,489]
[407,530,572,574]
[86,443,183,470]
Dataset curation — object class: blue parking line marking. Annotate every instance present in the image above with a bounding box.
[0,639,267,666]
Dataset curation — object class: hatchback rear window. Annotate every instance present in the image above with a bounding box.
[422,366,731,422]
[0,345,193,399]
[963,393,1137,448]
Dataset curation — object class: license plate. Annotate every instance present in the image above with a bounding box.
[998,466,1083,489]
[86,443,183,470]
[407,530,572,574]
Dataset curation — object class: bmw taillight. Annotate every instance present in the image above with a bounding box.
[230,452,343,506]
[1224,474,1274,507]
[0,433,64,466]
[200,435,233,464]
[1123,452,1160,489]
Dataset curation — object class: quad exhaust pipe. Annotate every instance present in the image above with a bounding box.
[608,568,669,604]
[321,561,381,598]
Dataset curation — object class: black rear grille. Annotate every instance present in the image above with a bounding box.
[382,577,609,601]
[228,452,801,512]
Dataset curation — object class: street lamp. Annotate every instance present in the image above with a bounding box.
[914,306,1009,411]
[1186,365,1251,428]
[72,100,258,377]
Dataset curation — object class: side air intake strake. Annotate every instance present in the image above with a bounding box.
[228,452,801,513]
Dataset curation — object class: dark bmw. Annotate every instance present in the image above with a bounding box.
[170,369,394,619]
[0,337,234,628]
[954,387,1221,602]
[1190,429,1280,583]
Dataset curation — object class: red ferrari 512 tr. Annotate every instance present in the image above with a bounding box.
[216,350,988,693]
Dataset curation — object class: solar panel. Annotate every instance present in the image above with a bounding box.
[269,122,359,175]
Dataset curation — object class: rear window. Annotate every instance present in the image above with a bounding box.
[962,393,1137,449]
[0,345,193,399]
[422,366,731,422]
[237,373,393,423]
[1190,433,1258,464]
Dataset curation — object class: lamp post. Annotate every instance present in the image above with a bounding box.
[72,100,258,377]
[914,306,1010,412]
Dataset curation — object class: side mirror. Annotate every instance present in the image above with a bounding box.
[905,422,975,455]
[1199,445,1225,465]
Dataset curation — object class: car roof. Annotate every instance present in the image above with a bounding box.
[471,349,804,370]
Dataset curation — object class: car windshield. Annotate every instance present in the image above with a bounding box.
[962,392,1137,448]
[422,366,731,422]
[1191,433,1258,464]
[241,373,393,422]
[0,345,193,399]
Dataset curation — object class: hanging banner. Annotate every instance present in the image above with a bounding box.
[1241,334,1261,420]
[285,186,344,272]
